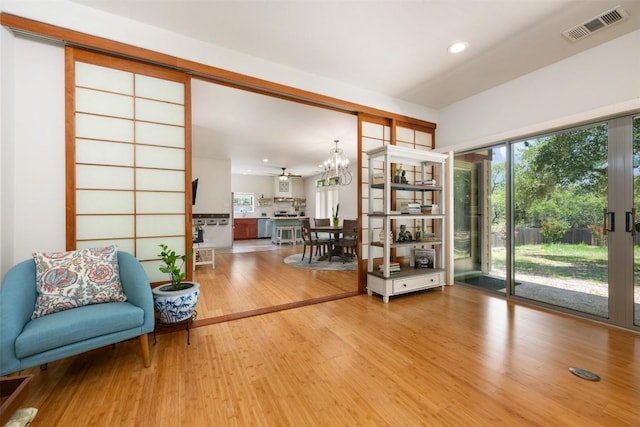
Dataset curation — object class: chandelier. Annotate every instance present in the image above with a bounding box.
[322,140,352,186]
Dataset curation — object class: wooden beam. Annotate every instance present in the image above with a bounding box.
[1,13,436,129]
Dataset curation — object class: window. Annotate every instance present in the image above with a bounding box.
[315,187,339,219]
[233,193,255,214]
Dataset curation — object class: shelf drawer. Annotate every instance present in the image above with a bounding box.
[392,272,444,293]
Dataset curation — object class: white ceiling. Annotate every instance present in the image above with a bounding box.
[191,80,358,177]
[71,0,640,177]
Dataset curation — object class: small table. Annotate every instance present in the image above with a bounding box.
[310,225,344,261]
[193,243,215,271]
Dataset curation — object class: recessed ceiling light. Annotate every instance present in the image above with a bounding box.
[447,41,468,54]
[263,158,269,163]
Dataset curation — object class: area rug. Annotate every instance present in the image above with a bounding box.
[284,254,357,271]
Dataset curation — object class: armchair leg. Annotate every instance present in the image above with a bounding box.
[140,333,151,368]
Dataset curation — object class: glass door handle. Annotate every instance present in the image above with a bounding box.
[626,208,636,236]
[603,208,615,234]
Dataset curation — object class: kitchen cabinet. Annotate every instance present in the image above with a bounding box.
[234,218,258,240]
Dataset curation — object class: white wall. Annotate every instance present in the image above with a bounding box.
[337,178,358,221]
[192,156,232,248]
[0,25,11,273]
[1,33,66,274]
[232,175,276,199]
[303,177,318,218]
[1,0,438,124]
[437,29,640,151]
[192,157,232,215]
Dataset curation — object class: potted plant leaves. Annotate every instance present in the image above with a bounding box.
[394,165,403,183]
[151,244,200,323]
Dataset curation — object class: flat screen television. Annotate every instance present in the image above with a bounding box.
[192,178,199,205]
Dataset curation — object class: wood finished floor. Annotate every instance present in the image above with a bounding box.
[15,286,640,426]
[193,241,358,321]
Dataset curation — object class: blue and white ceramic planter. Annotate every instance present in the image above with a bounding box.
[152,281,200,323]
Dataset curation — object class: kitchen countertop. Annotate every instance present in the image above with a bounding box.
[236,216,308,220]
[269,216,308,220]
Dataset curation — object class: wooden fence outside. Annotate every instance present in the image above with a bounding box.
[491,227,617,247]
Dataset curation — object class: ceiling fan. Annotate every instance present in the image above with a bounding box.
[275,167,302,180]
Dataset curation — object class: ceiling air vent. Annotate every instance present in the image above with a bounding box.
[562,5,629,42]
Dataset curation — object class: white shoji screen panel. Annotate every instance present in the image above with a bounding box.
[136,122,185,148]
[76,139,134,166]
[395,124,436,215]
[396,126,433,150]
[71,53,188,284]
[393,124,436,259]
[360,117,391,262]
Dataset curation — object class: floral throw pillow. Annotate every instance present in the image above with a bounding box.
[31,245,127,319]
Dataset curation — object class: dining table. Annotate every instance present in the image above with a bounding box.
[309,225,353,262]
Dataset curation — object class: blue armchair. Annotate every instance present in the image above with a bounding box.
[0,251,155,376]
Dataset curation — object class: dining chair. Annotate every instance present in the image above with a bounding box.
[313,218,333,256]
[300,219,328,263]
[333,219,358,263]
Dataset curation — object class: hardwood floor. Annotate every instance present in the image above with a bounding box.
[193,241,358,322]
[15,284,640,426]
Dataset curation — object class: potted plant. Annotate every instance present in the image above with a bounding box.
[152,244,200,323]
[332,203,340,227]
[394,165,403,183]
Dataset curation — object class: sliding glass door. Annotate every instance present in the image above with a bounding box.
[511,123,609,317]
[454,146,507,291]
[632,115,640,327]
[454,114,639,331]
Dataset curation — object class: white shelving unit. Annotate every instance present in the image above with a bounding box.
[366,145,450,303]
